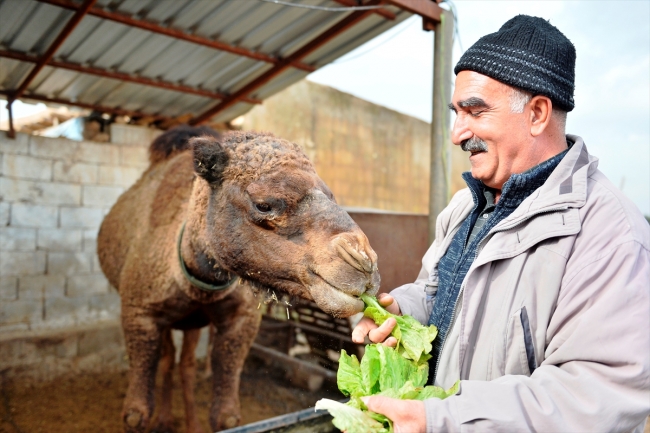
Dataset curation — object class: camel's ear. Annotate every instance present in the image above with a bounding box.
[191,136,229,186]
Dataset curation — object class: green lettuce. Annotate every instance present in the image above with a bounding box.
[317,295,459,433]
[361,293,437,364]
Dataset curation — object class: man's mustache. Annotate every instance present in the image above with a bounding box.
[461,136,488,152]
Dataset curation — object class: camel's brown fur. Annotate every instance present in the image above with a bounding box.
[97,126,380,432]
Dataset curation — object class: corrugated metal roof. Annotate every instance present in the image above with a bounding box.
[0,0,418,125]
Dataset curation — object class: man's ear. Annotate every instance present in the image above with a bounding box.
[529,96,553,137]
[191,136,229,186]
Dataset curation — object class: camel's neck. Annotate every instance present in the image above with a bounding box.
[180,181,234,286]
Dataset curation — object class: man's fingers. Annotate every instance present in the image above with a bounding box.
[351,317,378,344]
[368,317,396,343]
[377,293,401,315]
[361,396,426,433]
[382,336,397,348]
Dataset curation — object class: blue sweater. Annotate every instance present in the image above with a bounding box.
[427,147,569,383]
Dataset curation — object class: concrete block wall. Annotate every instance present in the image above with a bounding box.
[0,129,152,334]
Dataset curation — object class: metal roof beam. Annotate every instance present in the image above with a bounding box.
[190,1,381,125]
[0,90,171,122]
[36,0,317,73]
[10,0,97,103]
[331,0,396,20]
[383,0,442,21]
[0,49,261,105]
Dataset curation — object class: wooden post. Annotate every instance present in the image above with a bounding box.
[7,99,15,139]
[429,8,454,244]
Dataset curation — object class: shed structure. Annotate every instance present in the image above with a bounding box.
[0,0,444,130]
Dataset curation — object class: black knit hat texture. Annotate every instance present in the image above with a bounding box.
[454,15,576,112]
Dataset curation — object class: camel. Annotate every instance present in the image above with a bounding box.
[97,126,380,433]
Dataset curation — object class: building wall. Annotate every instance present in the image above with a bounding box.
[241,80,471,214]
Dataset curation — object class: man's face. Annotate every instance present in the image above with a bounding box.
[449,71,531,190]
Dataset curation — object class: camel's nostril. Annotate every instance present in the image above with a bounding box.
[333,236,374,274]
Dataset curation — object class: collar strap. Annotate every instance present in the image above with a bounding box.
[177,221,239,292]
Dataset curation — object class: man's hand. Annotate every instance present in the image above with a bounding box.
[362,396,426,433]
[351,293,401,347]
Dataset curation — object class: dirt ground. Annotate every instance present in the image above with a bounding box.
[0,357,341,433]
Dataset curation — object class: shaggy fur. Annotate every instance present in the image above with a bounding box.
[97,125,380,433]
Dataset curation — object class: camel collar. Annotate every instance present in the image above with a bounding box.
[177,221,239,292]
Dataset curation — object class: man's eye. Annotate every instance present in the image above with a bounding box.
[470,110,484,117]
[255,203,272,213]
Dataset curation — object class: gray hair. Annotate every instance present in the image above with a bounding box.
[509,87,567,129]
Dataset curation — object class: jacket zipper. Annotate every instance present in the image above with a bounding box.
[433,206,569,383]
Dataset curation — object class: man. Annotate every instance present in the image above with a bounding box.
[352,15,650,432]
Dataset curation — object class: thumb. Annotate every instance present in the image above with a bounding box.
[361,395,396,417]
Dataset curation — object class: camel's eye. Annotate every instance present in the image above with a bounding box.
[255,202,272,213]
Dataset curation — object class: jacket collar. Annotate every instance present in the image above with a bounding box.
[492,135,596,230]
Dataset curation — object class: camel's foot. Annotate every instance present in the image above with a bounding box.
[212,413,240,431]
[123,408,147,433]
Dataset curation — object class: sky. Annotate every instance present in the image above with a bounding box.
[309,0,650,216]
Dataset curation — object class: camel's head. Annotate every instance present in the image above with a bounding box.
[190,131,379,317]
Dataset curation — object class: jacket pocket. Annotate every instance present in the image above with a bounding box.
[505,307,537,376]
[425,270,439,313]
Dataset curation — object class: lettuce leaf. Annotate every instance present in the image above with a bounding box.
[361,294,437,363]
[337,349,364,397]
[317,295,458,433]
[315,399,388,433]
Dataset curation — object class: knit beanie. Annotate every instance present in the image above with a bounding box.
[454,15,576,112]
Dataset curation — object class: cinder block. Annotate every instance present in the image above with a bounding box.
[98,165,143,188]
[30,135,79,160]
[66,273,109,296]
[2,154,52,181]
[88,290,120,312]
[56,334,79,358]
[78,323,123,357]
[110,123,162,146]
[76,142,120,165]
[37,228,83,251]
[60,207,104,228]
[82,185,123,207]
[44,296,88,323]
[0,299,42,324]
[0,131,30,154]
[82,229,98,252]
[0,202,9,226]
[10,203,58,228]
[0,251,46,276]
[19,274,66,299]
[47,252,93,276]
[0,337,22,367]
[53,160,98,183]
[0,178,80,205]
[0,322,29,333]
[0,277,18,300]
[92,253,102,273]
[121,146,149,168]
[0,227,36,250]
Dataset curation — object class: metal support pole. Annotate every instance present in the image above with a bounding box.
[7,99,15,139]
[429,8,454,244]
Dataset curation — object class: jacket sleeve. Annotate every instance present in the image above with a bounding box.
[424,241,650,433]
[390,238,440,325]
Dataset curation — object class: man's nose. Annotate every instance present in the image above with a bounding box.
[451,114,473,146]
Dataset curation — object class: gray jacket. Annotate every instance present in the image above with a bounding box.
[391,135,650,432]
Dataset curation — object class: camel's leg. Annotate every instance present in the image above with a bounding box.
[178,328,205,433]
[203,324,216,378]
[121,313,162,433]
[206,294,261,431]
[152,328,175,433]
